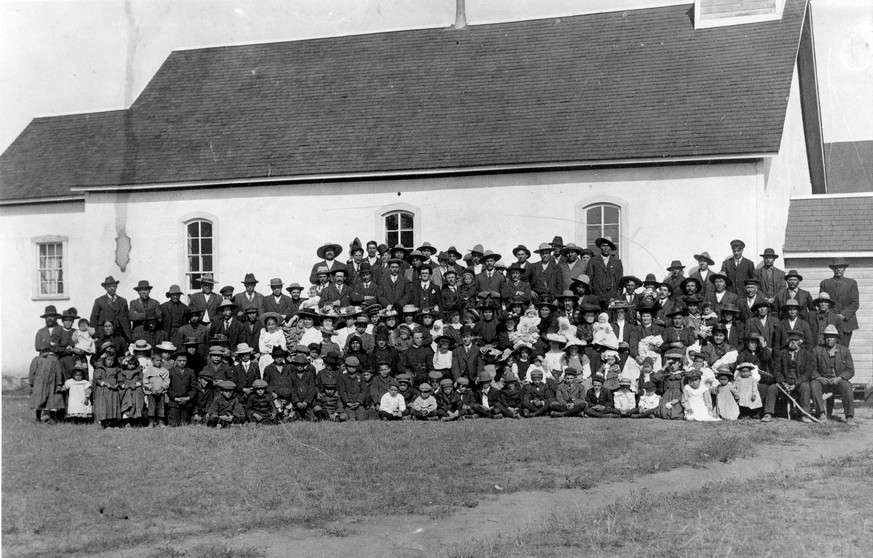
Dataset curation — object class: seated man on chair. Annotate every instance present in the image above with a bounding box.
[811,325,855,424]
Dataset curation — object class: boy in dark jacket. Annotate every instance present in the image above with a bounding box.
[191,371,215,424]
[436,378,463,421]
[245,379,277,424]
[207,380,246,427]
[166,351,196,426]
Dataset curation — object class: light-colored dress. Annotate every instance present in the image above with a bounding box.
[64,378,93,418]
[735,375,762,409]
[714,383,740,420]
[258,329,287,370]
[683,383,720,421]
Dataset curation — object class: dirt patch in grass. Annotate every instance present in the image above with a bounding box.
[1,396,861,557]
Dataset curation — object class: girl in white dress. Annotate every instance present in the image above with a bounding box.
[258,313,287,371]
[683,371,720,421]
[63,365,93,423]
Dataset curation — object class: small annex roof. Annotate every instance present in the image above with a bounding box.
[784,195,873,253]
[1,1,809,201]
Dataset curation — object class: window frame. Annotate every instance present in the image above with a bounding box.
[375,203,421,250]
[32,235,69,301]
[575,197,628,260]
[180,213,218,291]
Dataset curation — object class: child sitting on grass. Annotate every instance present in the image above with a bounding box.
[409,383,439,420]
[206,380,245,427]
[314,381,346,422]
[119,355,145,426]
[379,381,406,420]
[29,340,65,423]
[63,362,92,423]
[245,379,277,424]
[191,372,215,424]
[634,381,660,418]
[612,378,637,417]
[436,378,464,421]
[712,367,740,420]
[683,371,719,421]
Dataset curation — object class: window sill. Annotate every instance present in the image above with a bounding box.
[32,295,71,302]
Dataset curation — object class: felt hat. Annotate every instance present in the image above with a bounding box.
[439,378,454,388]
[534,242,553,253]
[131,339,152,352]
[642,273,659,287]
[396,373,412,384]
[419,383,433,392]
[619,275,641,288]
[442,267,458,277]
[594,237,617,250]
[829,258,851,269]
[636,300,659,315]
[241,273,259,284]
[197,273,216,285]
[561,243,584,256]
[98,341,117,358]
[208,345,226,356]
[555,290,579,302]
[813,292,833,306]
[506,262,525,274]
[296,308,320,321]
[759,248,779,259]
[377,243,390,255]
[40,305,60,319]
[784,269,803,281]
[252,379,268,389]
[416,241,438,254]
[212,299,237,313]
[153,341,176,353]
[434,334,455,347]
[751,300,772,311]
[322,381,338,389]
[384,257,404,267]
[512,244,531,258]
[680,277,702,293]
[217,380,236,391]
[235,343,254,354]
[358,262,373,274]
[184,305,205,317]
[319,326,338,336]
[730,239,746,249]
[60,307,80,320]
[720,303,740,315]
[290,353,309,365]
[101,276,120,287]
[134,280,153,291]
[785,329,804,341]
[822,324,840,337]
[642,381,656,390]
[259,311,285,326]
[481,249,501,262]
[693,252,715,266]
[708,273,732,287]
[219,285,235,296]
[166,284,184,297]
[320,352,339,366]
[349,237,364,254]
[665,306,687,318]
[782,299,801,310]
[590,374,605,384]
[743,278,760,287]
[315,265,330,276]
[664,350,684,360]
[476,368,494,383]
[445,246,463,259]
[330,266,349,277]
[535,300,559,311]
[666,260,685,271]
[569,275,591,291]
[503,370,519,383]
[269,278,284,288]
[405,249,427,263]
[579,302,601,313]
[316,243,343,259]
[391,244,411,257]
[550,236,565,248]
[711,323,728,334]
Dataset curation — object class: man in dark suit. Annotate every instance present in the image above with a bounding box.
[378,258,410,309]
[719,304,745,347]
[262,278,295,316]
[237,307,263,348]
[500,263,533,303]
[530,243,561,301]
[209,300,245,349]
[308,243,347,285]
[232,274,265,315]
[810,293,843,348]
[663,261,686,302]
[345,238,365,285]
[762,332,814,422]
[774,269,814,320]
[475,251,506,294]
[187,274,221,325]
[89,276,132,341]
[747,301,782,352]
[161,285,189,341]
[320,269,353,309]
[689,252,716,300]
[720,239,756,295]
[129,280,161,331]
[778,299,813,348]
[705,273,738,315]
[510,245,534,283]
[586,237,623,308]
[738,278,767,324]
[559,244,587,295]
[408,266,443,310]
[755,248,785,303]
[819,259,860,347]
[451,326,484,382]
[615,276,641,325]
[349,263,382,307]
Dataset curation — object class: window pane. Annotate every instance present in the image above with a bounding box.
[587,207,602,225]
[201,238,212,255]
[400,212,414,229]
[586,225,601,248]
[604,225,620,240]
[189,274,200,291]
[188,222,199,237]
[188,238,200,255]
[189,256,200,273]
[604,206,619,224]
[386,231,398,247]
[385,213,398,231]
[400,231,414,248]
[202,256,213,271]
[200,221,212,238]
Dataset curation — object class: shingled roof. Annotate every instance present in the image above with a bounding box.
[1,1,809,201]
[784,196,873,253]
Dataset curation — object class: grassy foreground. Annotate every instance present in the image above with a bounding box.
[451,449,873,558]
[0,396,843,557]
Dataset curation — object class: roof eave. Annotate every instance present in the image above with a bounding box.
[0,195,86,207]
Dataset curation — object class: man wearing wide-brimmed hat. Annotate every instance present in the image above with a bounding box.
[173,304,208,356]
[810,292,842,347]
[130,280,161,331]
[309,242,347,285]
[586,237,623,308]
[500,262,532,303]
[530,242,561,301]
[688,251,716,299]
[346,238,366,285]
[160,284,189,341]
[262,278,294,316]
[509,244,534,283]
[558,243,589,297]
[774,269,813,321]
[663,260,686,302]
[819,258,859,347]
[705,272,737,315]
[778,299,812,348]
[811,325,856,423]
[232,273,265,316]
[89,275,132,342]
[35,305,61,353]
[747,300,781,351]
[187,273,221,324]
[209,299,244,349]
[475,250,506,294]
[720,239,755,295]
[378,255,411,308]
[408,265,443,311]
[755,248,785,303]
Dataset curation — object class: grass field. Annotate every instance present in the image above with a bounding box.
[0,395,852,557]
[451,450,873,557]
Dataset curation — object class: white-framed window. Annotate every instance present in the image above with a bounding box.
[185,219,214,290]
[32,236,68,300]
[384,210,415,248]
[584,202,622,257]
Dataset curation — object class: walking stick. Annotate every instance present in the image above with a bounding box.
[776,383,822,424]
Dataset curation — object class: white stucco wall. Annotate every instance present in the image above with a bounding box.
[1,162,777,377]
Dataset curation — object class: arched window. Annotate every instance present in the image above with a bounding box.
[585,203,621,256]
[384,210,415,249]
[185,219,213,290]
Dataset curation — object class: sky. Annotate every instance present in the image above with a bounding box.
[1,0,871,153]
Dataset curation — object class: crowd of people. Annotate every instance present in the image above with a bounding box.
[28,235,861,427]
